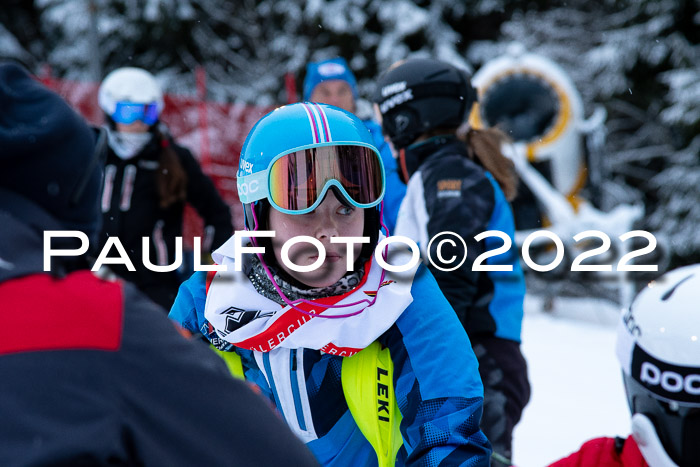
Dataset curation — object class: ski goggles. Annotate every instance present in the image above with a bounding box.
[237,144,385,214]
[111,101,159,125]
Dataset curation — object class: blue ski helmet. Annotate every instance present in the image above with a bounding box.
[238,103,386,256]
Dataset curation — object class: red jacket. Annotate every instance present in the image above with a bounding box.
[549,436,648,467]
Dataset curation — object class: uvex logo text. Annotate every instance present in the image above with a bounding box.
[240,159,254,174]
[379,89,413,114]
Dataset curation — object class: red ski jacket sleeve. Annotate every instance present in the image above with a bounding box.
[548,436,648,467]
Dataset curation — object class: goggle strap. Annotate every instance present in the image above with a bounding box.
[237,170,269,204]
[378,201,390,237]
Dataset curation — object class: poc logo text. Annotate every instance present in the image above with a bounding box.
[237,179,260,197]
[640,361,700,396]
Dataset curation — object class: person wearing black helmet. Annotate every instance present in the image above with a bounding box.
[374,58,530,467]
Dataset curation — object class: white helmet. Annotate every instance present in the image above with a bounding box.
[98,67,164,118]
[616,264,700,466]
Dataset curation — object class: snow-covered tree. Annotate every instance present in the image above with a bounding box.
[1,0,697,263]
[464,0,699,265]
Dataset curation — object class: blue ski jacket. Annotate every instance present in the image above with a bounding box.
[364,119,405,234]
[170,264,491,466]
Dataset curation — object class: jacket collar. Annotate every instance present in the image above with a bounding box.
[404,135,464,178]
[0,188,90,283]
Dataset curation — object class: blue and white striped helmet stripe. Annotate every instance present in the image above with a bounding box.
[301,102,333,143]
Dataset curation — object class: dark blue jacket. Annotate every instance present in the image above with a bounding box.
[0,193,317,467]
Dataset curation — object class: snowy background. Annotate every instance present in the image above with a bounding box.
[514,295,631,466]
[2,0,698,268]
[2,0,699,268]
[0,3,697,463]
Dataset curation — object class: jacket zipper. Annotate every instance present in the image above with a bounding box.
[289,349,307,431]
[262,352,287,424]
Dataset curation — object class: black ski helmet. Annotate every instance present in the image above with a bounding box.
[373,58,477,149]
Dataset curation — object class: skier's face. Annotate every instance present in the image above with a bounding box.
[310,80,356,114]
[268,190,364,287]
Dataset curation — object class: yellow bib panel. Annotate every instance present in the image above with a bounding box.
[211,345,245,380]
[212,342,403,466]
[341,342,403,467]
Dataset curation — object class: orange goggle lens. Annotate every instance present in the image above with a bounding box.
[268,145,383,213]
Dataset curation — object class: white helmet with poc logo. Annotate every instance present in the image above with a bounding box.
[616,264,700,466]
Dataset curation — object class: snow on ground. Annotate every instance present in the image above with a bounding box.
[512,295,632,467]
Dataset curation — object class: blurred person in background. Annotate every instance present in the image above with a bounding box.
[375,57,530,467]
[0,61,318,467]
[97,66,232,310]
[303,57,405,233]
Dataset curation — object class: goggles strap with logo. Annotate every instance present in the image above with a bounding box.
[238,170,269,205]
[237,145,385,214]
[631,344,700,404]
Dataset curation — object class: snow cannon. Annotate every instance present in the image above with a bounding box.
[470,44,655,308]
[470,43,591,222]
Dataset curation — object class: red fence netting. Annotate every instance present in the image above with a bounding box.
[39,69,273,247]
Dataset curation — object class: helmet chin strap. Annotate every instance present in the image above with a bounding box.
[247,202,388,319]
[631,413,679,467]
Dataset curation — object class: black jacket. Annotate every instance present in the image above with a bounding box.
[395,138,526,341]
[99,133,232,309]
[0,196,317,467]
